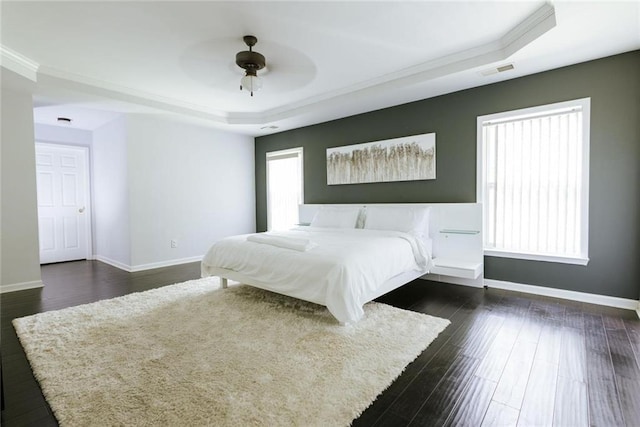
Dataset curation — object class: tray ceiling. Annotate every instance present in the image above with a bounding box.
[1,1,639,135]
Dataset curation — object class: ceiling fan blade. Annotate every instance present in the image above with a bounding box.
[180,37,316,94]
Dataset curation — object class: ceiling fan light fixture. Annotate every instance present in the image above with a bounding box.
[236,35,266,97]
[240,73,263,96]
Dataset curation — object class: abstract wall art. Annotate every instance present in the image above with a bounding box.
[326,133,436,185]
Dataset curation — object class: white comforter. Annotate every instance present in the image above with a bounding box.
[201,227,431,323]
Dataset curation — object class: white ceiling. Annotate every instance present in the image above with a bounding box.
[1,1,639,135]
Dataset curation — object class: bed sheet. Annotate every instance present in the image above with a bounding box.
[201,227,431,323]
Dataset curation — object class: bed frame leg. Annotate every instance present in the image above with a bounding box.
[221,278,228,289]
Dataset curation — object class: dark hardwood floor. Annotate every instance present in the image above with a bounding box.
[2,260,639,426]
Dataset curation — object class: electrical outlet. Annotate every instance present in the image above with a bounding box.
[171,239,178,248]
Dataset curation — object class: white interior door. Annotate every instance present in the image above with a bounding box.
[36,143,91,264]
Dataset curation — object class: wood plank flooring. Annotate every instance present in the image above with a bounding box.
[1,260,639,426]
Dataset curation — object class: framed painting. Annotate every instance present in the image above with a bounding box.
[326,133,435,185]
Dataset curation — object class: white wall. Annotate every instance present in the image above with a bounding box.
[125,115,255,270]
[34,123,92,146]
[1,87,255,284]
[92,116,131,268]
[1,69,42,291]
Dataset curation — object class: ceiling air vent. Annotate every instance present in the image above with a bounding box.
[480,63,515,76]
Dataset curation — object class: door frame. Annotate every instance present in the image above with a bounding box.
[35,142,93,263]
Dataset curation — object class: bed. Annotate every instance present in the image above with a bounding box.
[201,205,433,324]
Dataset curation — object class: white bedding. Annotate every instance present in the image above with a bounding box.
[201,227,432,323]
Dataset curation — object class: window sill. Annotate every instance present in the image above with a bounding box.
[484,249,589,266]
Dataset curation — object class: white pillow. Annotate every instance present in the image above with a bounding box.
[310,206,361,228]
[364,206,430,237]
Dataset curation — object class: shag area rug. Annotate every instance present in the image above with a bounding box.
[13,277,449,426]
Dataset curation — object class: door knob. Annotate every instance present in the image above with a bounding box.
[78,207,85,213]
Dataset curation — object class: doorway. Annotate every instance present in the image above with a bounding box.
[35,143,92,264]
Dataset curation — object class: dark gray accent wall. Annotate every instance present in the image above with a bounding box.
[256,51,640,300]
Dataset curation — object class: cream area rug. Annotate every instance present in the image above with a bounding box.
[13,277,449,426]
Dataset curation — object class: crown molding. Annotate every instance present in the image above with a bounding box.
[37,65,230,121]
[0,45,39,81]
[230,3,557,126]
[500,2,557,57]
[11,3,556,129]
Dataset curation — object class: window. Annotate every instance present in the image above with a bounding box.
[266,147,304,231]
[477,98,590,265]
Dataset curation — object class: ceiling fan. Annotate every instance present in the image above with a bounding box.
[179,35,315,97]
[235,35,266,96]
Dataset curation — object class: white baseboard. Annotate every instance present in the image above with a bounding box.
[484,278,640,312]
[0,280,44,294]
[129,256,202,272]
[95,255,202,273]
[637,302,640,320]
[95,256,133,272]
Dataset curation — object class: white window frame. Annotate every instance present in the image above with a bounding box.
[266,147,304,231]
[477,98,590,265]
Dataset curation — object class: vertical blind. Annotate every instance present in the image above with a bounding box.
[483,108,583,257]
[266,148,303,231]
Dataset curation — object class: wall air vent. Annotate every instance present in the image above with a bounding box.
[496,64,515,73]
[480,63,515,76]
